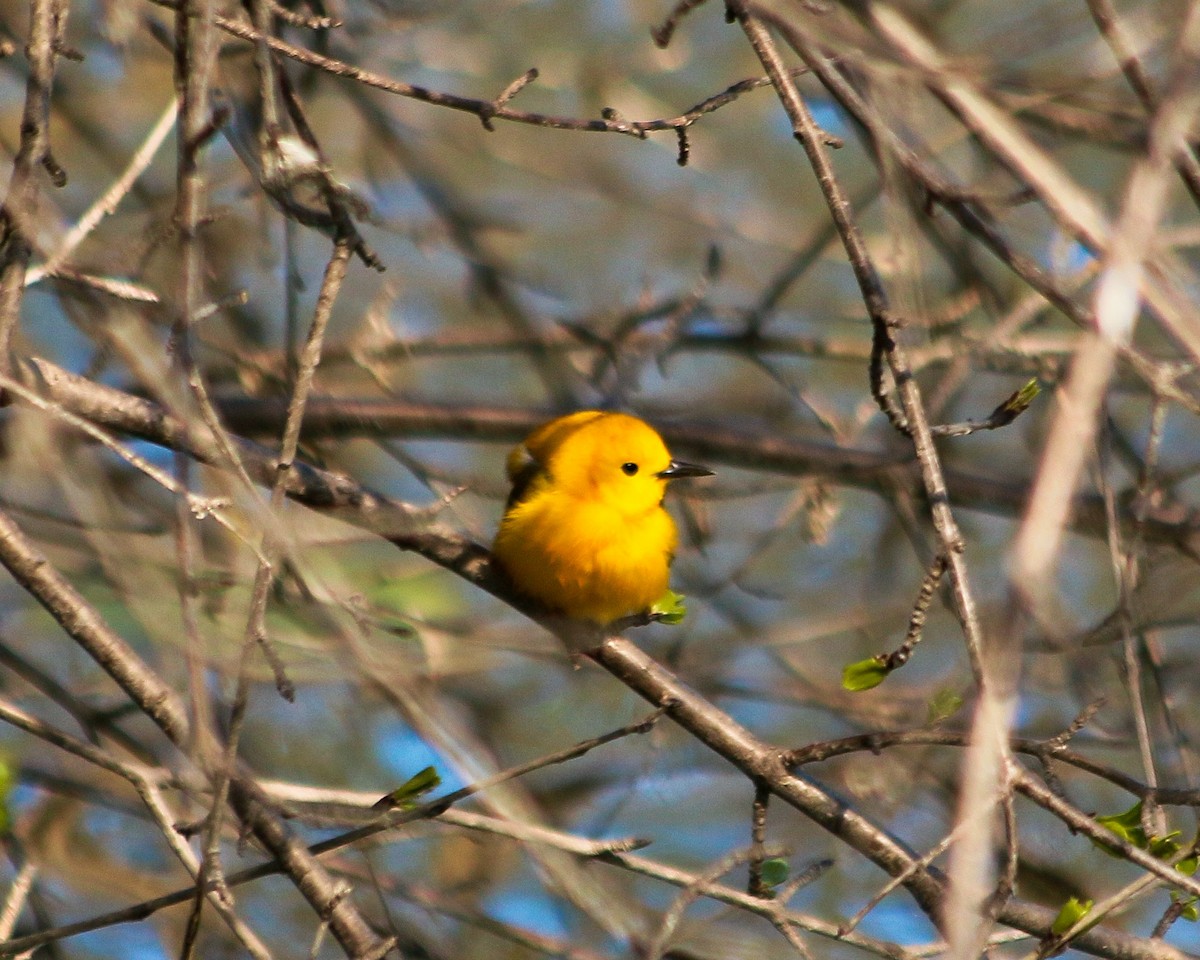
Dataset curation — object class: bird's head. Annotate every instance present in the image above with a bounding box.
[550,413,712,514]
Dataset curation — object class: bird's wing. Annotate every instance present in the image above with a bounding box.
[505,411,606,508]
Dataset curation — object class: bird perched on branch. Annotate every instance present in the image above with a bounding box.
[492,411,713,625]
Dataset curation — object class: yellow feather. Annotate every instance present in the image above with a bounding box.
[492,412,711,624]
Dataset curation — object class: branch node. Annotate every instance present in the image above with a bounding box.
[40,151,66,188]
[54,41,85,62]
[481,67,539,132]
[651,0,713,47]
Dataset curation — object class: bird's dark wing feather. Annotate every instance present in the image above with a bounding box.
[505,458,546,510]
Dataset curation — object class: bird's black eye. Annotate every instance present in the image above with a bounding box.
[621,462,638,476]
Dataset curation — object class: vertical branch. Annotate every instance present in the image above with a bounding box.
[175,448,216,960]
[737,14,909,433]
[170,5,390,957]
[203,237,352,917]
[942,685,1018,959]
[169,0,264,502]
[726,8,1007,952]
[748,781,771,899]
[0,0,60,377]
[1105,387,1170,801]
[252,0,282,144]
[172,0,223,947]
[726,5,988,687]
[173,0,215,342]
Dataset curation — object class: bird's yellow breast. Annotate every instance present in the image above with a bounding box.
[492,411,709,625]
[493,490,678,624]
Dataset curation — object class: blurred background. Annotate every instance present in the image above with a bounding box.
[0,0,1198,956]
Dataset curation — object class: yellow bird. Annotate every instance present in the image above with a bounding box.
[492,411,713,625]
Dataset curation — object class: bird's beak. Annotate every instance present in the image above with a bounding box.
[656,459,714,480]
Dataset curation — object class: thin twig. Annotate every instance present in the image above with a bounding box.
[849,0,1200,374]
[0,373,247,552]
[0,696,272,958]
[0,860,37,941]
[0,709,666,955]
[644,844,790,960]
[26,98,178,285]
[0,505,191,743]
[1011,763,1200,900]
[760,17,1200,416]
[748,782,772,899]
[840,784,1003,937]
[15,363,1200,553]
[196,237,352,944]
[148,0,808,143]
[1084,0,1200,209]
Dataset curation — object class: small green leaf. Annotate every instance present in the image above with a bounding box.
[927,688,964,724]
[1178,856,1198,876]
[1051,896,1093,935]
[1095,800,1148,850]
[650,590,688,625]
[842,656,890,692]
[374,766,442,810]
[1148,831,1182,859]
[760,858,789,888]
[1171,892,1200,921]
[1001,378,1041,417]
